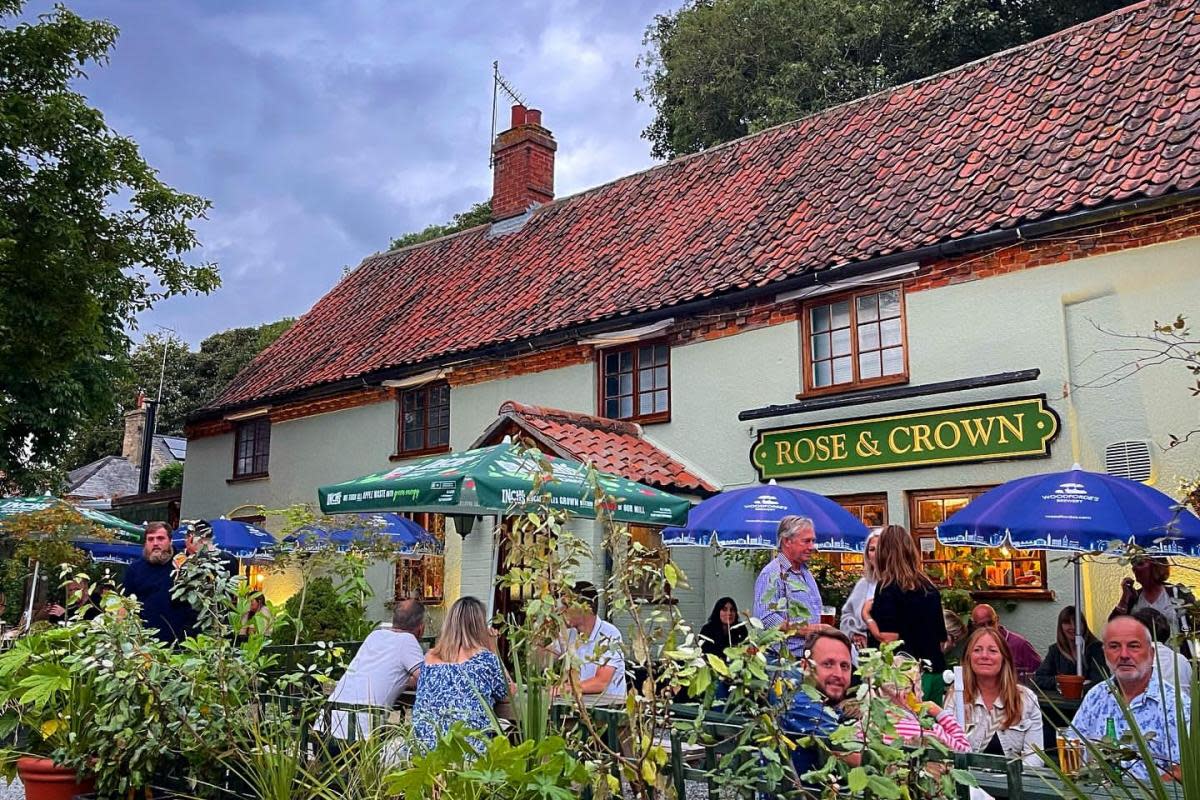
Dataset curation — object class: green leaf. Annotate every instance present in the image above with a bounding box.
[848,766,869,793]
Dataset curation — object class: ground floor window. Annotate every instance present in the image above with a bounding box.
[823,493,888,572]
[395,555,444,604]
[908,487,1049,598]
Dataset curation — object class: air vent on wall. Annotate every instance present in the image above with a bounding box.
[1104,440,1153,483]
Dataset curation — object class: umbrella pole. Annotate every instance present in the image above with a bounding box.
[22,560,40,633]
[486,516,499,620]
[1074,558,1085,677]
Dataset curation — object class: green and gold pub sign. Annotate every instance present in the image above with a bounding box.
[752,396,1060,480]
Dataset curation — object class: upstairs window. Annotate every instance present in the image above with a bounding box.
[398,383,450,457]
[802,286,908,394]
[233,418,270,478]
[600,342,670,423]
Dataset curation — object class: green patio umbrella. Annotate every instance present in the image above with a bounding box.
[317,443,691,526]
[0,496,144,542]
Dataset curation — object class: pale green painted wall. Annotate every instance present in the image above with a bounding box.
[182,234,1200,651]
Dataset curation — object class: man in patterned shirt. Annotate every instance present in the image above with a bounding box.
[1070,615,1190,780]
[753,515,829,658]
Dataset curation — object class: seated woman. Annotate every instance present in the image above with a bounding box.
[411,596,509,752]
[699,596,746,659]
[1033,606,1106,690]
[944,628,1043,766]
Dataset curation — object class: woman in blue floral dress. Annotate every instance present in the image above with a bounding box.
[411,595,509,752]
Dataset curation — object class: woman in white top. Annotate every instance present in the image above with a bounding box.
[839,528,880,649]
[944,627,1043,767]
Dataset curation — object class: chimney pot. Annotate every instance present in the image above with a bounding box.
[525,108,542,126]
[510,104,527,127]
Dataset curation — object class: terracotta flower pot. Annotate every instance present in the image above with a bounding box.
[15,757,94,800]
[1056,674,1085,700]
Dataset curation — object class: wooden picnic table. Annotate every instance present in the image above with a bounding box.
[970,765,1183,800]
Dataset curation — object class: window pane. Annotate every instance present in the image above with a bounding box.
[639,368,654,390]
[917,500,945,525]
[403,410,422,432]
[833,356,852,384]
[640,393,654,415]
[831,328,851,356]
[861,504,886,526]
[619,350,632,371]
[605,375,620,397]
[654,366,668,387]
[430,426,449,447]
[605,352,620,373]
[404,428,424,451]
[856,294,878,322]
[859,351,881,379]
[812,305,830,333]
[654,391,668,413]
[813,361,832,387]
[619,397,633,419]
[605,399,620,418]
[881,317,902,347]
[879,289,901,319]
[619,373,633,395]
[944,497,971,517]
[653,345,669,366]
[831,300,851,329]
[812,332,831,360]
[638,345,653,365]
[858,322,880,350]
[882,346,904,375]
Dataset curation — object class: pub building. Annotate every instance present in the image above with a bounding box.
[180,2,1200,654]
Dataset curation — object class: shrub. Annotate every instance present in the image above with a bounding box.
[274,576,366,643]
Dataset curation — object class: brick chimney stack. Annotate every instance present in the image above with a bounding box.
[122,391,146,462]
[491,104,557,221]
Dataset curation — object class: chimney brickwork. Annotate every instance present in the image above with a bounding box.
[491,104,557,221]
[122,393,146,462]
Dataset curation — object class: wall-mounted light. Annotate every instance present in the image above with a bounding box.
[449,514,478,539]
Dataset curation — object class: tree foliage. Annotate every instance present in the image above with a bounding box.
[0,1,219,491]
[637,0,1130,159]
[62,318,294,468]
[389,200,491,251]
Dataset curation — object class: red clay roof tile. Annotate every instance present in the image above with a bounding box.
[207,0,1200,412]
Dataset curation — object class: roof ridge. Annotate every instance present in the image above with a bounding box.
[499,400,642,437]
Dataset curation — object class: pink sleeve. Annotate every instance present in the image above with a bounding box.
[931,711,971,752]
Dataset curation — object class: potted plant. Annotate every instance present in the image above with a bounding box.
[0,623,98,800]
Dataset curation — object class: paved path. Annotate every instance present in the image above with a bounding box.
[0,779,23,800]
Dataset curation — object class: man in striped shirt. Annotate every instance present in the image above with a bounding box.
[753,515,827,658]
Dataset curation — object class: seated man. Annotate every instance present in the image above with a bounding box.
[1132,607,1193,691]
[559,581,626,699]
[970,604,1041,680]
[325,599,427,740]
[1070,615,1190,780]
[780,629,858,781]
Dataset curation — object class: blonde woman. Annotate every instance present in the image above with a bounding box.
[944,627,1043,766]
[411,596,509,752]
[863,525,948,701]
[840,528,881,648]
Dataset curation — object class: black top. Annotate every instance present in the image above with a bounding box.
[699,620,747,658]
[1033,641,1108,690]
[872,582,947,672]
[121,559,194,643]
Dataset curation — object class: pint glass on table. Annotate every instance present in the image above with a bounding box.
[1056,730,1083,774]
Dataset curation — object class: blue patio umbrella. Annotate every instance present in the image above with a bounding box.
[288,513,440,553]
[936,464,1200,674]
[74,540,143,565]
[172,519,277,559]
[662,480,870,552]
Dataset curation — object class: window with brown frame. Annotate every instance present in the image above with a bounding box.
[599,342,670,423]
[628,525,671,602]
[908,488,1049,598]
[801,286,908,395]
[394,555,444,604]
[397,383,450,457]
[233,417,270,478]
[824,493,888,571]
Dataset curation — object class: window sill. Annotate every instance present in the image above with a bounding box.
[227,473,269,485]
[968,589,1055,602]
[607,411,671,426]
[795,375,908,400]
[390,445,451,461]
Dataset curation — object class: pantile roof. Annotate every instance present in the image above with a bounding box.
[478,401,718,495]
[206,0,1200,414]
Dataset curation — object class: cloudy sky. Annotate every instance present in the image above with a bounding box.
[30,1,678,345]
